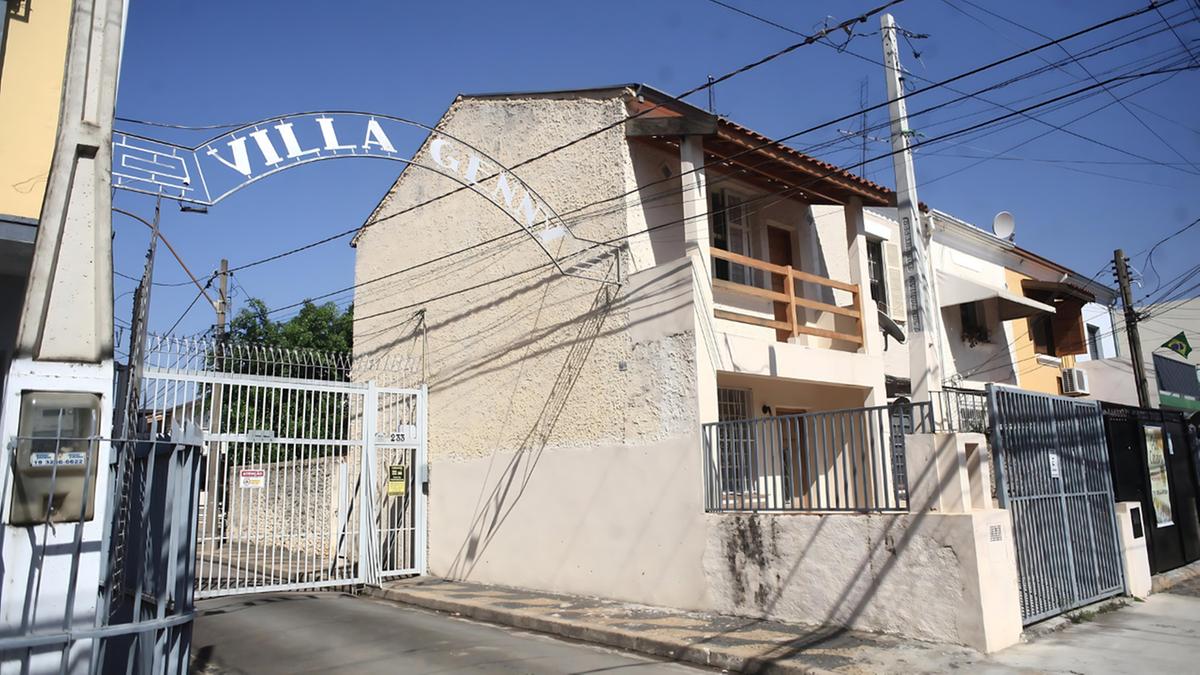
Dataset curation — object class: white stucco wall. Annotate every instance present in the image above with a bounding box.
[1076,302,1118,362]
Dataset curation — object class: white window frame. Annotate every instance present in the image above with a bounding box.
[711,188,753,285]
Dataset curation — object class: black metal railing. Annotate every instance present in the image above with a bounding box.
[929,388,989,434]
[702,403,930,513]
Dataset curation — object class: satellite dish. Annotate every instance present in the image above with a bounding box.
[993,211,1015,240]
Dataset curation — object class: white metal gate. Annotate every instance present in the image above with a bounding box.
[136,337,425,599]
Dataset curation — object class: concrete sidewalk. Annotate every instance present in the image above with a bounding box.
[365,580,984,673]
[367,578,1200,674]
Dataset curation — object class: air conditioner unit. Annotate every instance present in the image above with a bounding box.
[1061,367,1090,397]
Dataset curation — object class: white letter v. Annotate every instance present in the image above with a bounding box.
[205,136,253,176]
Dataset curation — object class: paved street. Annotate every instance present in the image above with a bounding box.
[192,592,705,674]
[193,586,1200,674]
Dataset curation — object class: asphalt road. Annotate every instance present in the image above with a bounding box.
[192,592,705,674]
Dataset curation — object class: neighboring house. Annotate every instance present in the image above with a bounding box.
[862,208,1120,399]
[1105,296,1200,413]
[0,0,74,398]
[353,85,1028,651]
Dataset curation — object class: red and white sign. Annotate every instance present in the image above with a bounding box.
[239,468,266,489]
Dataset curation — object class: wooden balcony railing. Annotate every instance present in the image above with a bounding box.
[710,248,864,346]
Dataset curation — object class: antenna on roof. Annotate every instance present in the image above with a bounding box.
[707,75,716,113]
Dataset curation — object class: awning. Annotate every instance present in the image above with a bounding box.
[937,270,1056,321]
[1021,279,1096,304]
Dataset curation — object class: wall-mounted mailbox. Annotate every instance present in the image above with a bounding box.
[9,392,101,526]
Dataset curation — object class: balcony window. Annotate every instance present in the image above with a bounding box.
[711,190,750,284]
[867,238,887,315]
[1087,324,1102,359]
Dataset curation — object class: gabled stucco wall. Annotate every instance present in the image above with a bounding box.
[352,94,716,607]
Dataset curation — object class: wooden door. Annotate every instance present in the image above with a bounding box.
[768,226,794,343]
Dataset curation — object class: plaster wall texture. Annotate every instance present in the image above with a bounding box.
[353,91,708,600]
[703,510,1021,652]
[624,142,685,272]
[224,455,346,558]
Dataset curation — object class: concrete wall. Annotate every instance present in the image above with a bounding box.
[704,510,1021,652]
[224,454,347,558]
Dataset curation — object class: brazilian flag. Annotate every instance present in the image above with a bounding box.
[1162,332,1193,358]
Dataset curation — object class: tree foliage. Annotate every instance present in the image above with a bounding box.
[228,298,353,353]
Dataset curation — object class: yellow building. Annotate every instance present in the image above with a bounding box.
[1004,253,1095,396]
[0,0,75,379]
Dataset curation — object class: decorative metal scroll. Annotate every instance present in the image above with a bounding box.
[113,112,620,285]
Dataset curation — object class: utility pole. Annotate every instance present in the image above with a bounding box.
[859,77,870,172]
[206,257,230,553]
[1114,249,1151,408]
[215,258,229,338]
[882,13,941,401]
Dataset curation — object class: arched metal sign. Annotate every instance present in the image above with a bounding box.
[112,112,619,284]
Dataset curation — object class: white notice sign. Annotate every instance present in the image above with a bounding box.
[1048,453,1061,479]
[239,468,266,489]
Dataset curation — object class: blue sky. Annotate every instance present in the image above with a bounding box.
[112,0,1200,344]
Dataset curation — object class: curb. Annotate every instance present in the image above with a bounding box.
[1152,560,1200,594]
[363,585,839,675]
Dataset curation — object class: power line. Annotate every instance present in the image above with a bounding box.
[163,285,209,337]
[263,62,1200,325]
[335,65,1198,332]
[210,1,907,274]
[706,0,1200,177]
[947,0,1200,174]
[228,1,1182,277]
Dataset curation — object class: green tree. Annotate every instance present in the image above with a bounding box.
[228,298,352,353]
[218,299,355,452]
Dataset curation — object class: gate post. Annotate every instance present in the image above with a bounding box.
[416,383,429,576]
[985,383,1009,509]
[360,381,380,587]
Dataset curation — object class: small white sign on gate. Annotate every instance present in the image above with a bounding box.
[239,468,266,489]
[1048,453,1061,479]
[376,424,418,444]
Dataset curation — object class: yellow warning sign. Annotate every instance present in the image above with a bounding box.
[387,464,407,497]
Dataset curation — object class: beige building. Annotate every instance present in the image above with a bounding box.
[350,85,1047,651]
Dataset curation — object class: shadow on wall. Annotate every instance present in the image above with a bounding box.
[442,279,616,580]
[701,439,1002,656]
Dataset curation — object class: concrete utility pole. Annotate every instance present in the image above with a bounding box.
[206,258,230,552]
[1114,249,1151,408]
[215,258,229,338]
[881,13,941,401]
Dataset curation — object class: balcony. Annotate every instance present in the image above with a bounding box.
[710,248,866,348]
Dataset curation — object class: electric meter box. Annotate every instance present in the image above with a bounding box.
[8,391,101,526]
